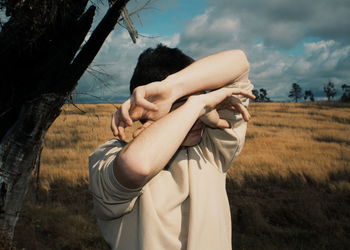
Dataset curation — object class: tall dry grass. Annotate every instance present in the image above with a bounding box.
[13,102,350,250]
[226,102,350,249]
[231,102,350,184]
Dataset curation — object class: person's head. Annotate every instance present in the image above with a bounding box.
[130,44,204,146]
[130,44,194,94]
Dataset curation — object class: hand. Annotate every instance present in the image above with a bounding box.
[200,95,252,128]
[200,109,231,128]
[111,82,176,140]
[216,95,251,121]
[193,87,255,117]
[130,82,176,121]
[111,104,128,141]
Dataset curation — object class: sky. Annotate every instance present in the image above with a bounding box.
[74,0,350,103]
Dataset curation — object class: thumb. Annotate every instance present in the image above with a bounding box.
[215,119,231,129]
[133,87,158,111]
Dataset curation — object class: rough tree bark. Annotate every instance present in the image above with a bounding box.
[0,0,130,243]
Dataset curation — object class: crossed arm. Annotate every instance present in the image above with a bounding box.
[111,50,255,189]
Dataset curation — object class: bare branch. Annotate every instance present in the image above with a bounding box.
[66,98,87,114]
[86,69,113,90]
[0,107,12,119]
[121,0,158,20]
[68,0,130,90]
[137,33,160,39]
[117,22,160,39]
[87,63,114,78]
[121,7,138,43]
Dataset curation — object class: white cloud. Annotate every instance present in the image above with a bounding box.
[175,0,350,101]
[161,33,180,47]
[304,40,336,56]
[76,0,350,103]
[208,0,350,49]
[76,27,178,103]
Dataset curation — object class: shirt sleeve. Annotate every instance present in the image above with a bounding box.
[88,138,143,220]
[198,70,254,172]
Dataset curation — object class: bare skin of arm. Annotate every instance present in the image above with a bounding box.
[114,88,255,189]
[111,50,251,140]
[114,97,203,189]
[162,49,250,101]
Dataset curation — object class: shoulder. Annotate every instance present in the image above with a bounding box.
[88,138,127,192]
[89,138,126,167]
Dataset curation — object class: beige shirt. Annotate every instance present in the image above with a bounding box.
[89,76,253,250]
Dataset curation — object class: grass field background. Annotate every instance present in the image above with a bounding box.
[13,102,350,249]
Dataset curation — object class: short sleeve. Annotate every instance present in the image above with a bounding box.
[226,69,254,107]
[88,138,143,220]
[198,70,254,172]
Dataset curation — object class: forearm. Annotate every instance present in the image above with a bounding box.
[115,98,204,188]
[163,50,250,100]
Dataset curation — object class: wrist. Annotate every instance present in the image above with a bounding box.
[162,75,186,102]
[186,95,207,116]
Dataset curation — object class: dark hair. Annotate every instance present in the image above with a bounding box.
[129,44,194,94]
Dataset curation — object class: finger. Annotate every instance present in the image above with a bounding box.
[203,89,236,110]
[227,96,251,121]
[120,101,133,126]
[133,88,158,111]
[233,103,251,122]
[227,105,237,111]
[110,112,119,137]
[200,109,217,126]
[222,100,238,110]
[135,97,159,111]
[234,91,255,100]
[216,119,231,129]
[228,88,256,99]
[117,120,127,141]
[130,106,145,121]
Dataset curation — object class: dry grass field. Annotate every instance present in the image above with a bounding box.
[12,102,350,250]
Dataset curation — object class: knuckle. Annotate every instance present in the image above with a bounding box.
[121,108,128,116]
[133,86,140,94]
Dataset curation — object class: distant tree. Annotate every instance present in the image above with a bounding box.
[259,88,271,102]
[304,90,315,102]
[288,83,302,102]
[252,88,271,102]
[323,81,337,101]
[340,84,350,102]
[252,89,260,102]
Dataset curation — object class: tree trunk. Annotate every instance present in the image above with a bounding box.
[0,94,65,238]
[0,0,130,243]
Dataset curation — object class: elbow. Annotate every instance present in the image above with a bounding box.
[229,49,250,73]
[115,151,151,188]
